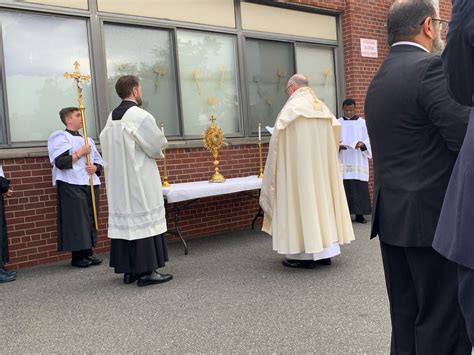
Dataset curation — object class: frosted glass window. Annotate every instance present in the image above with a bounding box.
[177,30,240,136]
[104,24,179,136]
[245,39,294,131]
[0,12,96,142]
[296,44,337,115]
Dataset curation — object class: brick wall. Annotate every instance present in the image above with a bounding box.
[4,144,268,269]
[3,0,453,269]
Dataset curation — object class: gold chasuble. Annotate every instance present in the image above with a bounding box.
[260,87,354,255]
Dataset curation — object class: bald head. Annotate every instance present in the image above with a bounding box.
[287,74,309,89]
[286,74,308,96]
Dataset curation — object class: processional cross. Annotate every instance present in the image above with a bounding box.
[64,61,98,230]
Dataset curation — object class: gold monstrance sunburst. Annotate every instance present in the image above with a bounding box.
[203,113,226,183]
[64,61,98,230]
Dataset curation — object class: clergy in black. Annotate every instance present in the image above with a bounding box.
[433,0,474,344]
[365,1,472,353]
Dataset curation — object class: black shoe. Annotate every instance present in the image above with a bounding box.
[123,273,139,284]
[355,215,367,224]
[0,272,16,283]
[0,268,16,277]
[282,259,317,269]
[71,258,93,268]
[315,258,332,266]
[87,256,103,266]
[137,271,173,287]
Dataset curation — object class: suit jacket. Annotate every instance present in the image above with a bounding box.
[365,44,470,247]
[433,0,474,269]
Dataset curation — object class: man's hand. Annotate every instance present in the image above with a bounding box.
[86,164,97,175]
[355,141,366,150]
[5,187,13,197]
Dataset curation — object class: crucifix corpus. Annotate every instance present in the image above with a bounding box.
[64,61,99,231]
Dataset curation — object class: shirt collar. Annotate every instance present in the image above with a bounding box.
[391,41,430,53]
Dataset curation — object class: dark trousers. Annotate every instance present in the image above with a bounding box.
[380,241,471,355]
[71,249,92,262]
[459,264,474,345]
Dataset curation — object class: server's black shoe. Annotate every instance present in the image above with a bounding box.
[0,272,16,283]
[355,215,367,223]
[123,273,139,284]
[282,259,317,269]
[0,268,16,277]
[87,256,103,266]
[315,258,332,266]
[71,258,93,268]
[137,271,173,287]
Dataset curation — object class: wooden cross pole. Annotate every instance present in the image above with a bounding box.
[64,61,99,231]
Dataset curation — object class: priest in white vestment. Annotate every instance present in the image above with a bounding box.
[260,74,354,268]
[338,98,372,224]
[100,75,173,287]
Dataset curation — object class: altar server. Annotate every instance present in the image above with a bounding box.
[338,98,372,224]
[48,107,103,268]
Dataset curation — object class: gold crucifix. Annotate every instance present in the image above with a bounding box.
[64,61,98,231]
[64,61,91,110]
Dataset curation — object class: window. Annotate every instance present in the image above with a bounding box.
[103,24,180,136]
[296,43,337,115]
[0,12,96,142]
[245,39,295,131]
[177,30,240,136]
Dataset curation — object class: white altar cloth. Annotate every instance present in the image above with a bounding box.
[162,176,262,203]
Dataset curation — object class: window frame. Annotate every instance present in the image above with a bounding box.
[0,0,344,147]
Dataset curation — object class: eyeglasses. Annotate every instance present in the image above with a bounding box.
[420,17,449,34]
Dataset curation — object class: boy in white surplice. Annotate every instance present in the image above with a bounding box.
[48,107,103,268]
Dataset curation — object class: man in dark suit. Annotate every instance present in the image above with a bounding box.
[365,0,472,353]
[433,0,474,345]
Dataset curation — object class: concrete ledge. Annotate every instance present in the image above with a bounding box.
[0,137,270,159]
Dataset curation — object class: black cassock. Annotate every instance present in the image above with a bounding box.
[56,180,98,252]
[0,176,10,267]
[432,0,474,344]
[54,131,100,253]
[343,179,371,215]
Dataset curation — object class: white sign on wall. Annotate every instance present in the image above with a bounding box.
[360,38,378,58]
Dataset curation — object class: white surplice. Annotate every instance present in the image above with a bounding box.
[99,106,168,241]
[337,117,372,182]
[47,131,103,186]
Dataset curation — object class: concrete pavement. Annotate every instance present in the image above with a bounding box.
[1,221,393,353]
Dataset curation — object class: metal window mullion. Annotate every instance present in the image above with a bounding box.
[172,28,185,139]
[89,10,110,130]
[335,14,345,117]
[234,0,246,136]
[0,23,10,144]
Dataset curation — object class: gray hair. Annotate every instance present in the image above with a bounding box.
[287,74,308,89]
[387,0,437,46]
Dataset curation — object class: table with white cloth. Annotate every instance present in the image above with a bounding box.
[162,176,263,254]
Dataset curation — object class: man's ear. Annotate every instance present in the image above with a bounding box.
[421,16,436,40]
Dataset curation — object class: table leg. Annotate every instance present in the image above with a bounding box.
[252,206,264,230]
[165,198,199,255]
[173,206,188,255]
